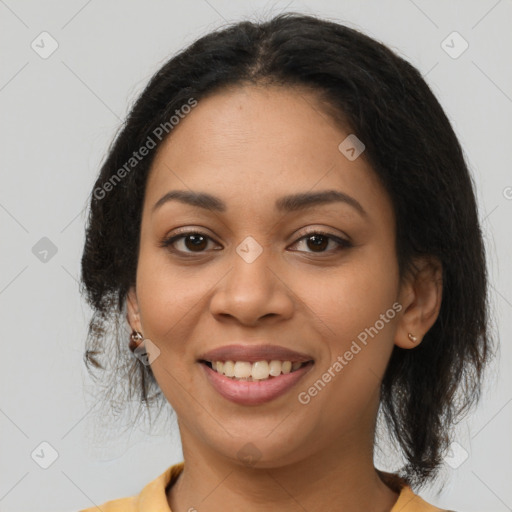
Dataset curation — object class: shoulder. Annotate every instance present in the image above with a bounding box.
[379,471,455,512]
[79,495,137,512]
[78,462,184,512]
[393,485,459,512]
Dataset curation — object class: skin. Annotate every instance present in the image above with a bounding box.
[126,84,443,512]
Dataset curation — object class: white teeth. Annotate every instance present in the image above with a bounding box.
[223,361,235,377]
[210,359,307,380]
[234,361,252,379]
[269,360,282,377]
[251,361,270,380]
[281,361,292,374]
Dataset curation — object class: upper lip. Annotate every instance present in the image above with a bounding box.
[198,344,314,363]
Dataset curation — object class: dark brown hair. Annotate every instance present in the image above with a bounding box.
[80,12,494,488]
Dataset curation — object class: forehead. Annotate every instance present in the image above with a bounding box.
[144,85,393,224]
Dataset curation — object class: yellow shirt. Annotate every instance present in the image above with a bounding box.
[79,462,449,511]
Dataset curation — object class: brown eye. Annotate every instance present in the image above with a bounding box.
[183,234,208,251]
[160,232,216,254]
[290,231,352,254]
[305,234,329,252]
[160,229,351,257]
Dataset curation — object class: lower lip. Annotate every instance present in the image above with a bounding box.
[200,362,314,406]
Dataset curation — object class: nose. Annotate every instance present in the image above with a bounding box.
[209,248,294,327]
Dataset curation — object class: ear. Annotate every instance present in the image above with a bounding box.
[395,255,443,349]
[126,286,143,333]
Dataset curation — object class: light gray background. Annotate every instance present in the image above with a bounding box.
[1,1,511,511]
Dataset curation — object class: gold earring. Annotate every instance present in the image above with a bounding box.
[129,330,144,352]
[408,332,418,343]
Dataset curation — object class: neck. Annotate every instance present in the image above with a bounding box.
[167,428,399,512]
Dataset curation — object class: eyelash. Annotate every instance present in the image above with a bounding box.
[159,229,353,256]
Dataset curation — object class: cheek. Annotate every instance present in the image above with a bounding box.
[293,246,400,413]
[134,251,202,409]
[134,246,200,351]
[294,245,399,337]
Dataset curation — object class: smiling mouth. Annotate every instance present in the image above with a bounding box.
[199,359,314,382]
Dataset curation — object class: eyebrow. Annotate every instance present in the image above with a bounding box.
[152,189,368,217]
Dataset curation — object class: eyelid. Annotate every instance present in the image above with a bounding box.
[159,226,352,255]
[289,229,352,253]
[292,226,352,245]
[158,227,220,252]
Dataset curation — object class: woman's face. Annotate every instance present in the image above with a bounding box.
[128,84,408,467]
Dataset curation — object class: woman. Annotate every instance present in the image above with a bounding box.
[79,12,492,511]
